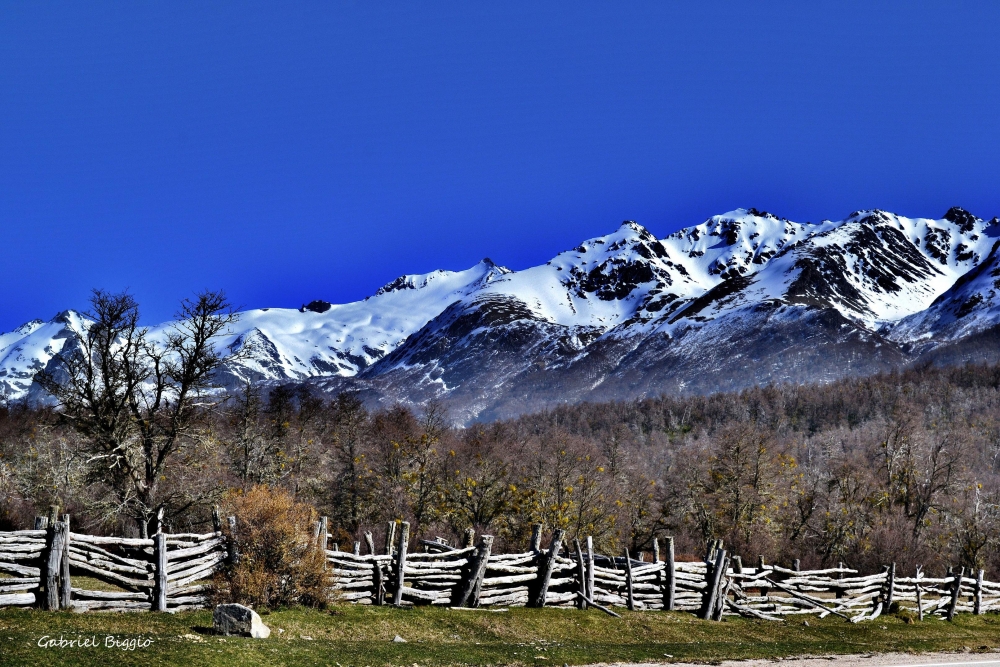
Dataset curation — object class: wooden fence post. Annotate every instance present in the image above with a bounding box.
[947,566,965,621]
[33,516,48,530]
[915,565,924,621]
[529,529,565,607]
[44,519,65,611]
[318,517,328,551]
[712,555,731,622]
[573,538,587,610]
[226,516,239,565]
[211,505,222,533]
[885,562,896,611]
[454,535,493,607]
[837,561,845,599]
[392,521,410,606]
[60,515,71,609]
[700,549,726,620]
[384,521,396,556]
[758,555,769,598]
[529,523,543,552]
[975,568,984,615]
[463,527,475,548]
[664,536,675,611]
[364,532,385,605]
[624,548,635,611]
[586,536,595,606]
[153,531,168,612]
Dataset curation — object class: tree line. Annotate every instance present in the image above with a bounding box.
[3,290,1000,577]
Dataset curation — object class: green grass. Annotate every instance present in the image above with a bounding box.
[2,605,1000,667]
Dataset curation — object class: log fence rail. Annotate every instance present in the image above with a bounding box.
[3,514,1000,622]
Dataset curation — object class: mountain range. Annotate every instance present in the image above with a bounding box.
[5,207,1000,423]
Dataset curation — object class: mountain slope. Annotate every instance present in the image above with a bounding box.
[4,207,999,422]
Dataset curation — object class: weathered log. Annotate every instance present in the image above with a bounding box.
[226,516,238,565]
[45,520,66,610]
[529,524,543,552]
[485,563,537,574]
[761,577,851,620]
[574,591,622,618]
[453,535,493,607]
[529,529,564,608]
[71,588,149,601]
[167,549,224,578]
[165,531,219,543]
[70,599,151,611]
[166,538,225,562]
[165,595,208,606]
[0,580,39,593]
[574,539,587,610]
[364,532,384,605]
[726,598,782,621]
[384,521,396,556]
[392,521,410,606]
[712,560,731,621]
[418,539,454,554]
[885,562,896,610]
[947,567,965,621]
[664,536,675,611]
[71,533,154,548]
[0,592,38,607]
[167,551,224,583]
[68,548,150,576]
[168,583,211,597]
[0,550,43,561]
[851,602,883,623]
[153,532,167,611]
[624,548,635,611]
[399,585,448,602]
[700,549,726,620]
[975,568,984,615]
[60,516,71,609]
[68,541,150,570]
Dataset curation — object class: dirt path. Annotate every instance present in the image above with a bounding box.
[603,654,1000,667]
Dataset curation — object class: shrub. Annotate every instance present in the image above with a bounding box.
[214,485,331,609]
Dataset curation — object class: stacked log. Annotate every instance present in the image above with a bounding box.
[0,530,45,608]
[164,531,226,611]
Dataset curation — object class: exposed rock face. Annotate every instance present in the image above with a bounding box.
[7,207,1000,424]
[213,603,270,638]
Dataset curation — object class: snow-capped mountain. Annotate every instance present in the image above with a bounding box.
[4,207,1000,421]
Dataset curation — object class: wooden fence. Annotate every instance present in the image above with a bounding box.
[323,524,1000,622]
[3,513,999,622]
[0,511,225,613]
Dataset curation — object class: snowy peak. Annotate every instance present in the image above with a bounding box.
[371,259,510,298]
[7,206,1000,414]
[0,310,89,399]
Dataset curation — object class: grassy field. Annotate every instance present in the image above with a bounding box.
[2,605,1000,667]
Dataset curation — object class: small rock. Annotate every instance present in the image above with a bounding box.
[802,620,810,627]
[213,603,271,639]
[393,635,407,643]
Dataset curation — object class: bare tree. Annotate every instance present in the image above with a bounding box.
[36,289,236,535]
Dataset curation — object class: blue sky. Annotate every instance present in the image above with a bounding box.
[2,2,1000,331]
